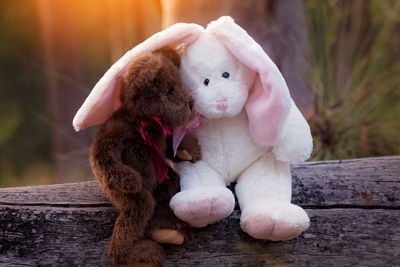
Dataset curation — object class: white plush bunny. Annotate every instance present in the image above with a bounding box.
[169,16,313,241]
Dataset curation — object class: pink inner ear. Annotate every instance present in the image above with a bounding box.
[218,38,288,147]
[73,23,204,131]
[245,74,286,146]
[79,76,123,130]
[112,76,123,111]
[211,25,290,147]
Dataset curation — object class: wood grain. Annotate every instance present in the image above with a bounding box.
[0,156,399,266]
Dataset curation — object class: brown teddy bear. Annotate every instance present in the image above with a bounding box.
[90,47,200,266]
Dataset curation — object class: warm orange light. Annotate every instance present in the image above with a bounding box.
[37,0,161,63]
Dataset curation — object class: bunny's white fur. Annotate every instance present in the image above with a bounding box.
[170,17,312,241]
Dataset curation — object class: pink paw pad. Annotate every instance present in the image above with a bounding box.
[173,197,234,227]
[242,216,306,241]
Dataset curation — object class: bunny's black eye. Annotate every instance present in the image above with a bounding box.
[222,72,230,79]
[204,78,210,86]
[167,87,174,96]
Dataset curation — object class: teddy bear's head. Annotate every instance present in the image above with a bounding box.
[121,47,196,128]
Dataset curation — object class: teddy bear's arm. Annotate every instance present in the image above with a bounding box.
[91,145,143,194]
[107,163,143,194]
[90,123,144,194]
[172,133,202,163]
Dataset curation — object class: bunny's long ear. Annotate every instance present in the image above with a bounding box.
[207,16,291,147]
[72,23,204,132]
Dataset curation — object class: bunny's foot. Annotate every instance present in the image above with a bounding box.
[170,186,235,227]
[240,201,309,241]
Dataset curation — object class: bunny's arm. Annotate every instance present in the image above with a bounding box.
[272,99,313,164]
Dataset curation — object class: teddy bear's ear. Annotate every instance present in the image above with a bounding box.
[121,52,163,99]
[155,47,181,68]
[207,16,291,147]
[72,23,204,132]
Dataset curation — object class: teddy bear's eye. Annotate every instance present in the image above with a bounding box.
[222,72,230,79]
[167,87,174,96]
[204,78,210,86]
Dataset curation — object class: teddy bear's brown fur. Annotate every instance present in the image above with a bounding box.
[90,47,200,266]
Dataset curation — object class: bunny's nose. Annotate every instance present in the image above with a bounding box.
[216,100,228,110]
[189,101,193,110]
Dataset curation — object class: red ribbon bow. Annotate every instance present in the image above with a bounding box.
[129,112,172,183]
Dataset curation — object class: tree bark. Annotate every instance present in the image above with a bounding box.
[161,0,314,117]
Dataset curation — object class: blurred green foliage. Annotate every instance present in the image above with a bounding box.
[0,0,51,187]
[0,0,110,187]
[306,0,400,160]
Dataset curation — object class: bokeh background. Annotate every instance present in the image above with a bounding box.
[0,0,399,187]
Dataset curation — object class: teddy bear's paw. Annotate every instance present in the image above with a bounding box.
[240,202,309,241]
[109,239,164,267]
[151,229,184,245]
[170,186,235,227]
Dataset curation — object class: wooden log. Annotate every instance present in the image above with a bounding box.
[0,156,399,266]
[1,156,398,208]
